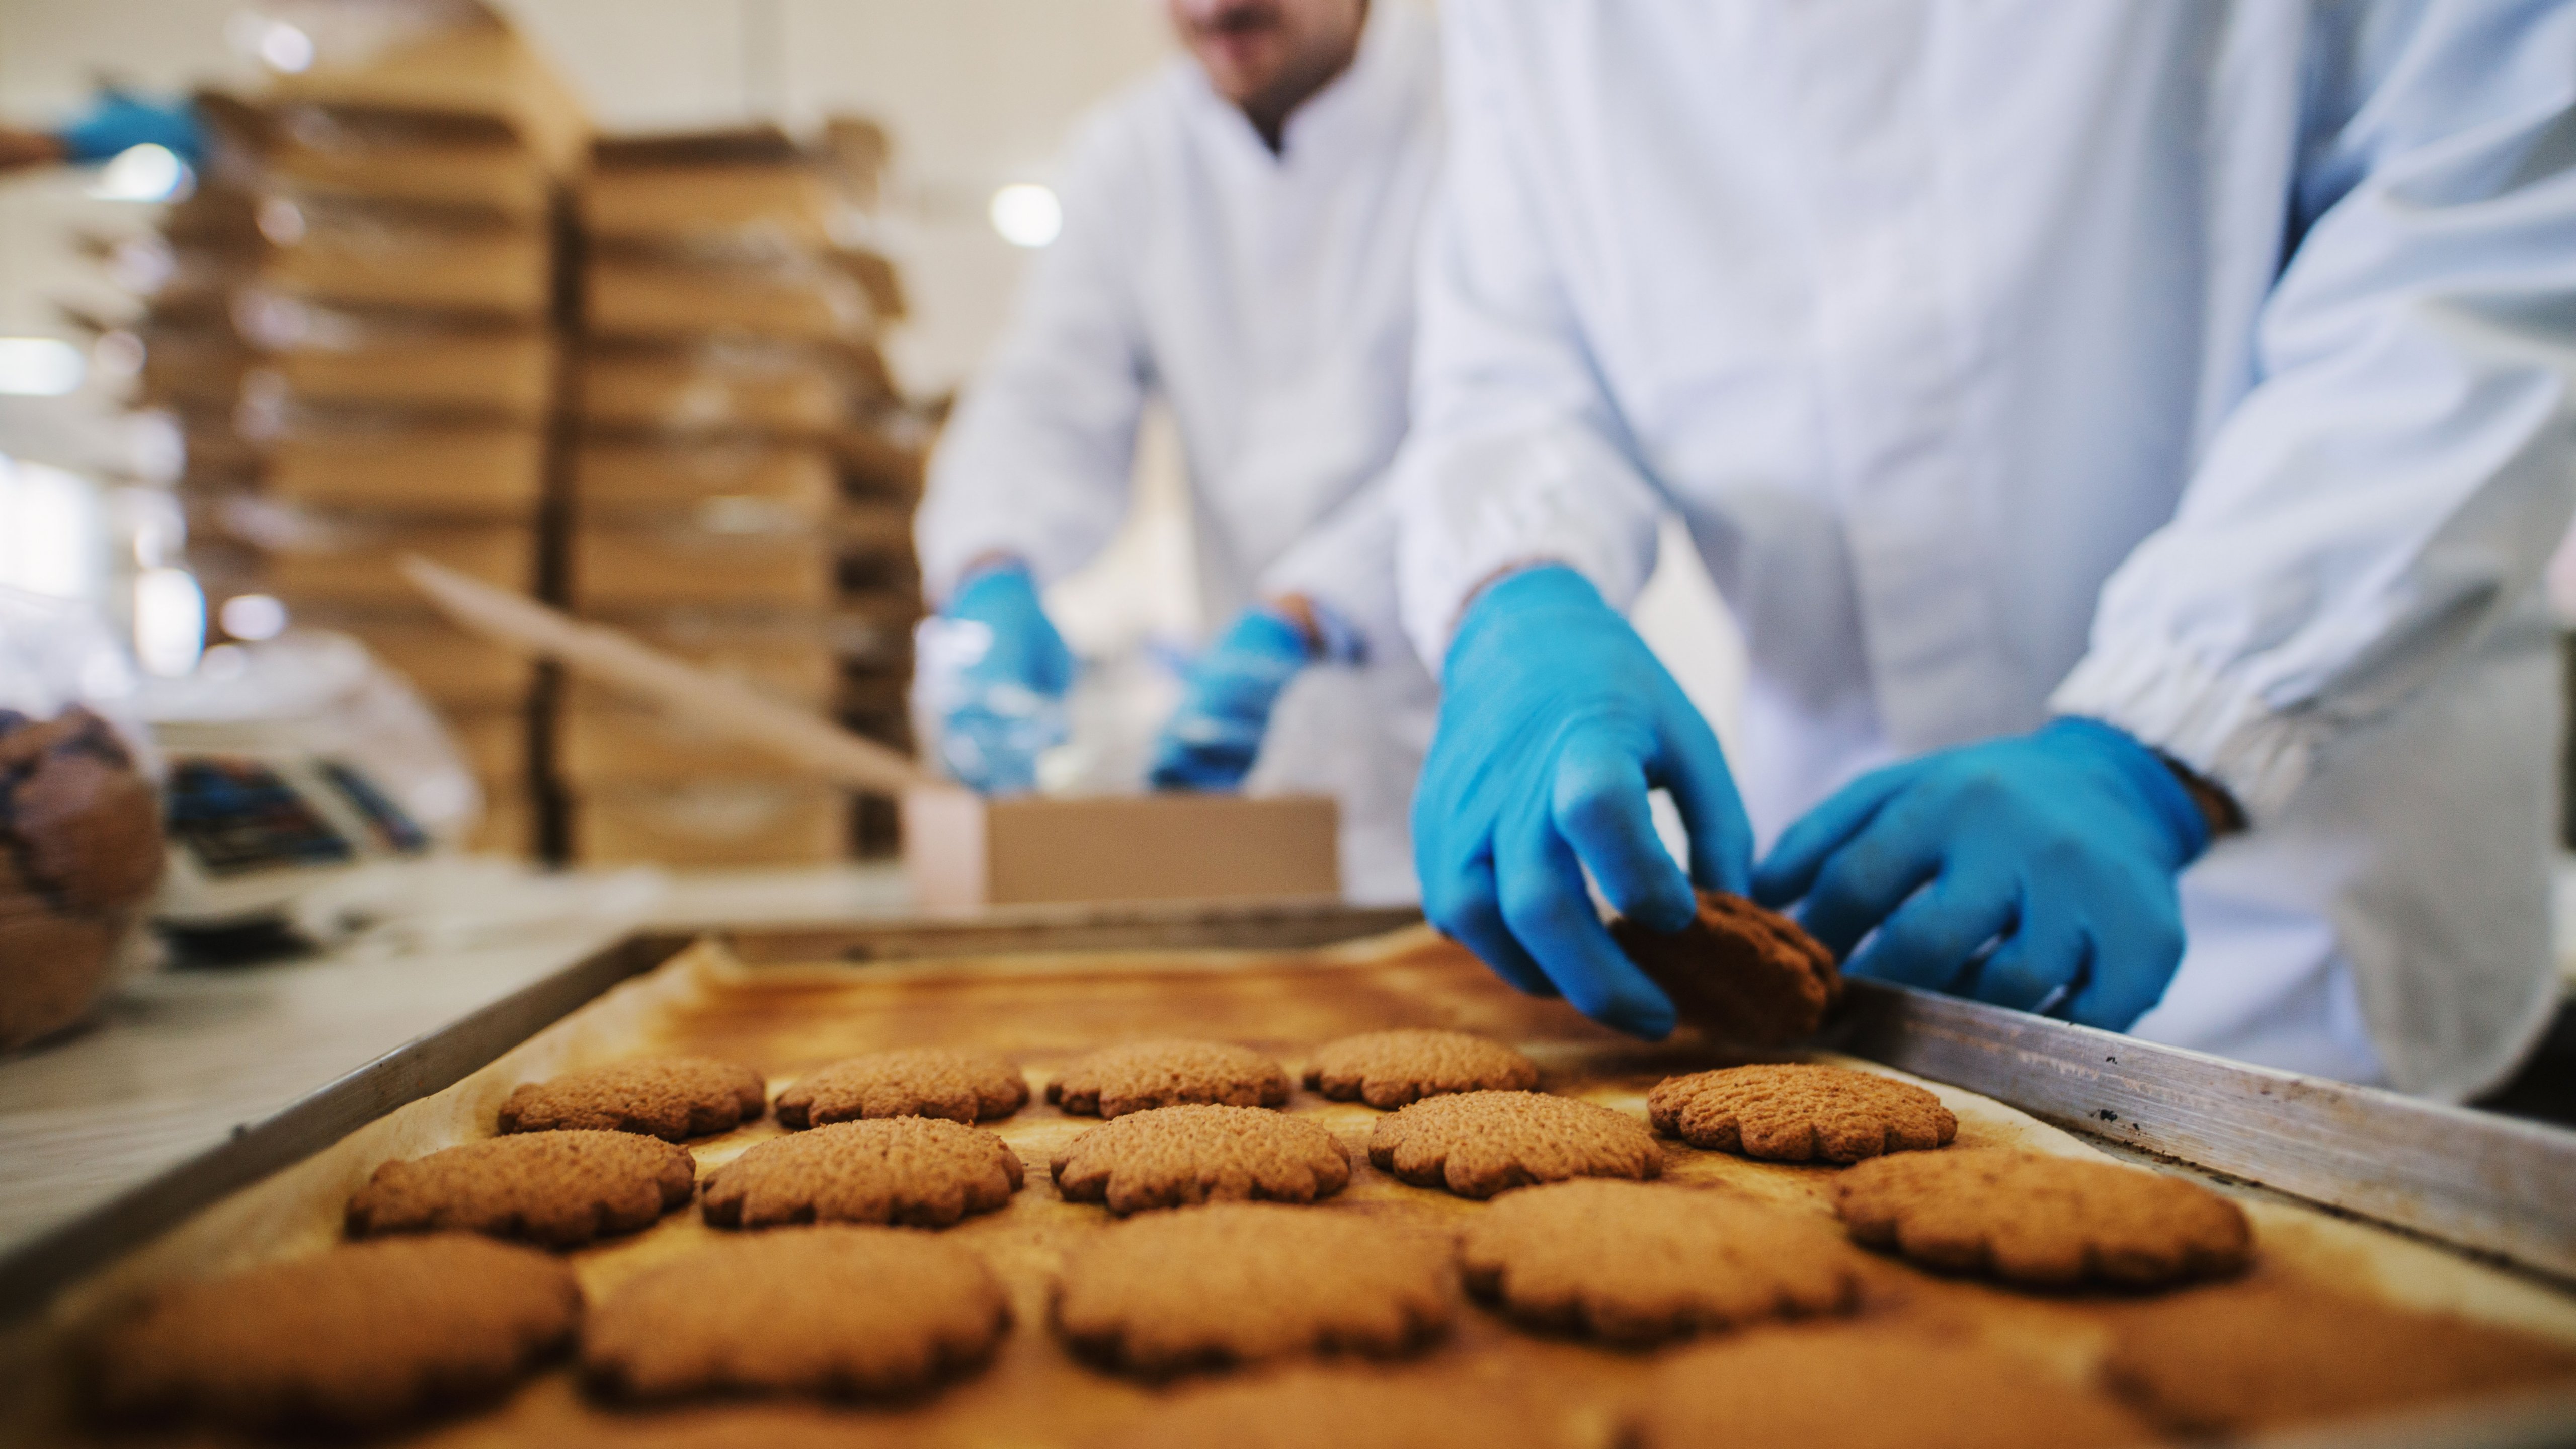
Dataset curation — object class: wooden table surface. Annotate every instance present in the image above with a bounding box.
[0,862,908,1260]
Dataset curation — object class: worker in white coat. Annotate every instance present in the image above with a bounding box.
[915,0,1442,901]
[1395,0,2576,1099]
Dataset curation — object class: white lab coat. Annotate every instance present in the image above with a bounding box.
[1395,0,2576,1097]
[916,1,1443,903]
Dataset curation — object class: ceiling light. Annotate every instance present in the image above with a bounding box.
[259,21,315,72]
[990,183,1062,248]
[88,143,191,202]
[0,338,85,397]
[219,592,289,641]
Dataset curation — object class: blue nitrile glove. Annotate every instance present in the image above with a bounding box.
[1148,605,1316,791]
[1752,716,2212,1031]
[1413,565,1754,1037]
[55,91,204,167]
[923,563,1073,795]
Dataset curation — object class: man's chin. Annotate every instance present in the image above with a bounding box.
[1196,39,1285,98]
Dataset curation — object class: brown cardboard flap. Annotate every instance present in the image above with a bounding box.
[264,422,545,518]
[572,783,847,865]
[903,789,1340,910]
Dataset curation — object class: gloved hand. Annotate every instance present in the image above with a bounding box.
[55,90,203,166]
[1413,565,1753,1037]
[1148,605,1313,791]
[920,562,1073,795]
[1752,716,2212,1030]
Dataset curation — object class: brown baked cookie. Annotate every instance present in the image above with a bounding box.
[774,1047,1029,1127]
[1609,891,1842,1045]
[701,1117,1023,1229]
[497,1056,766,1140]
[88,1235,580,1432]
[1053,1104,1351,1214]
[1303,1030,1540,1109]
[1045,1038,1292,1117]
[1366,1090,1661,1199]
[551,1404,915,1449]
[582,1225,1009,1401]
[1053,1203,1455,1375]
[1623,1322,2156,1449]
[2101,1277,2576,1435]
[1648,1063,1957,1164]
[0,707,163,1049]
[347,1130,695,1248]
[1459,1179,1864,1345]
[1835,1147,2252,1289]
[1113,1366,1563,1449]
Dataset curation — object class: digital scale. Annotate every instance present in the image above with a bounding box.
[141,632,474,933]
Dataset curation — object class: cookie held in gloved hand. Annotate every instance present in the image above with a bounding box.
[1413,566,1754,1038]
[1609,891,1840,1045]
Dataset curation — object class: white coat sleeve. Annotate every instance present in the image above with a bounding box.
[914,114,1152,603]
[1260,474,1404,663]
[2051,1,2576,821]
[1390,7,1665,667]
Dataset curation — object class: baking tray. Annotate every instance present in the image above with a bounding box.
[6,900,2576,1448]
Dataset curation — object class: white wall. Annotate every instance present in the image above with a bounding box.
[0,2,1745,713]
[0,0,1174,399]
[490,0,1176,391]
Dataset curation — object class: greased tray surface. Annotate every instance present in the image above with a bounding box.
[15,928,2576,1447]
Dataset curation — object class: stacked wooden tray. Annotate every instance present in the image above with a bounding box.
[5,903,2574,1445]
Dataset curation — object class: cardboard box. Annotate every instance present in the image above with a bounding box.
[313,612,531,708]
[569,528,836,611]
[264,218,551,317]
[265,14,590,174]
[585,254,871,342]
[466,786,535,856]
[268,117,552,219]
[560,618,839,709]
[577,344,852,434]
[258,325,555,419]
[582,147,834,247]
[573,440,835,525]
[260,522,534,606]
[444,708,529,790]
[572,783,848,866]
[555,703,811,787]
[835,419,929,502]
[832,499,914,558]
[135,327,252,410]
[902,788,1340,910]
[264,422,545,518]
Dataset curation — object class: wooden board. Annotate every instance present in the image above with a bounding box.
[10,925,2576,1447]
